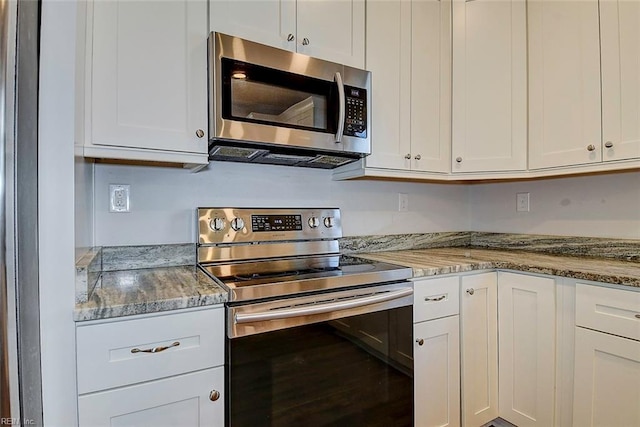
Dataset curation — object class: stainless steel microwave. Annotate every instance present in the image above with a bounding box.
[208,32,371,169]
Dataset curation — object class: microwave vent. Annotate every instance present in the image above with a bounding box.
[210,145,265,160]
[309,155,355,167]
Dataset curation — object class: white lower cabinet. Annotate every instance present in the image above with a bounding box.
[498,272,556,427]
[573,283,640,427]
[414,316,461,427]
[413,277,460,427]
[78,367,224,427]
[460,272,498,427]
[573,328,640,427]
[76,307,225,426]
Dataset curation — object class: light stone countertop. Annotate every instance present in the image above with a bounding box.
[355,248,640,288]
[74,265,227,321]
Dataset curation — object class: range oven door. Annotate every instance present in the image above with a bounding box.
[226,283,414,426]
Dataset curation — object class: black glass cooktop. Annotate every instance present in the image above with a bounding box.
[199,255,412,302]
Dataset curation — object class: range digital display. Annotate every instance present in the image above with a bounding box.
[252,214,302,232]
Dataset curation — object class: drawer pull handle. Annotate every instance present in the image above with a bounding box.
[131,341,180,354]
[425,295,446,302]
[209,390,221,402]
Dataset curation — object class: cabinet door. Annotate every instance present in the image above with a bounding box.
[498,272,556,427]
[600,0,640,162]
[452,0,526,173]
[90,0,208,154]
[528,0,601,169]
[209,0,296,51]
[363,0,412,170]
[414,316,460,427]
[296,0,365,68]
[460,273,498,427]
[411,0,452,173]
[78,367,224,427]
[365,0,450,173]
[573,327,640,427]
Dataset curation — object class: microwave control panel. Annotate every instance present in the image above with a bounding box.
[344,86,367,138]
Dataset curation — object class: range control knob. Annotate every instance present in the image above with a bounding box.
[323,217,334,228]
[230,217,245,231]
[308,216,320,228]
[209,217,225,232]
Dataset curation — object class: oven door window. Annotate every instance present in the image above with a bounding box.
[228,305,413,426]
[221,58,338,134]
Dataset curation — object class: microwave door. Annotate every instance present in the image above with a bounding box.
[334,72,345,144]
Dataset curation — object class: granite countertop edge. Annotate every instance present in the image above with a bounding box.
[356,249,640,288]
[75,242,640,322]
[74,265,228,322]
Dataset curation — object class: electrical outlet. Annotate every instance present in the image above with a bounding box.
[516,192,530,212]
[398,193,409,212]
[109,184,130,213]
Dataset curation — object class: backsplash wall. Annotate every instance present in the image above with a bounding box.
[94,162,471,246]
[469,171,640,239]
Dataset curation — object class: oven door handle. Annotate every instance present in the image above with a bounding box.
[235,287,413,324]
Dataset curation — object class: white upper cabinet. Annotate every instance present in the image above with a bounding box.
[452,0,527,173]
[209,0,296,51]
[600,0,640,162]
[365,0,451,173]
[210,0,365,69]
[528,0,602,169]
[85,0,208,162]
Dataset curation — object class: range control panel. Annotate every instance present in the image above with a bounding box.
[251,214,303,232]
[197,208,342,244]
[343,86,367,138]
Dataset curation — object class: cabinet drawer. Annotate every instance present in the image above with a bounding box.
[77,307,224,394]
[413,276,459,322]
[576,284,640,341]
[78,366,224,427]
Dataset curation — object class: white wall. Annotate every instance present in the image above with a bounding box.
[94,162,471,245]
[39,0,79,424]
[469,171,640,239]
[75,157,94,260]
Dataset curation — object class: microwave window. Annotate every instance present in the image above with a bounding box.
[222,58,337,134]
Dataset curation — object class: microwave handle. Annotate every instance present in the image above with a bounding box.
[334,72,345,143]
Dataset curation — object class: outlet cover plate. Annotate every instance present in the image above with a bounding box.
[516,192,530,212]
[109,184,130,213]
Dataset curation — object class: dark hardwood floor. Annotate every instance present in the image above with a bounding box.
[229,323,413,427]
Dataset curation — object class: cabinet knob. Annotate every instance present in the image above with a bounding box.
[587,144,596,152]
[287,33,295,42]
[209,390,221,402]
[456,157,463,163]
[196,129,205,138]
[302,38,310,46]
[604,141,614,148]
[416,338,424,346]
[635,314,640,319]
[404,153,411,160]
[414,154,421,160]
[466,288,474,295]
